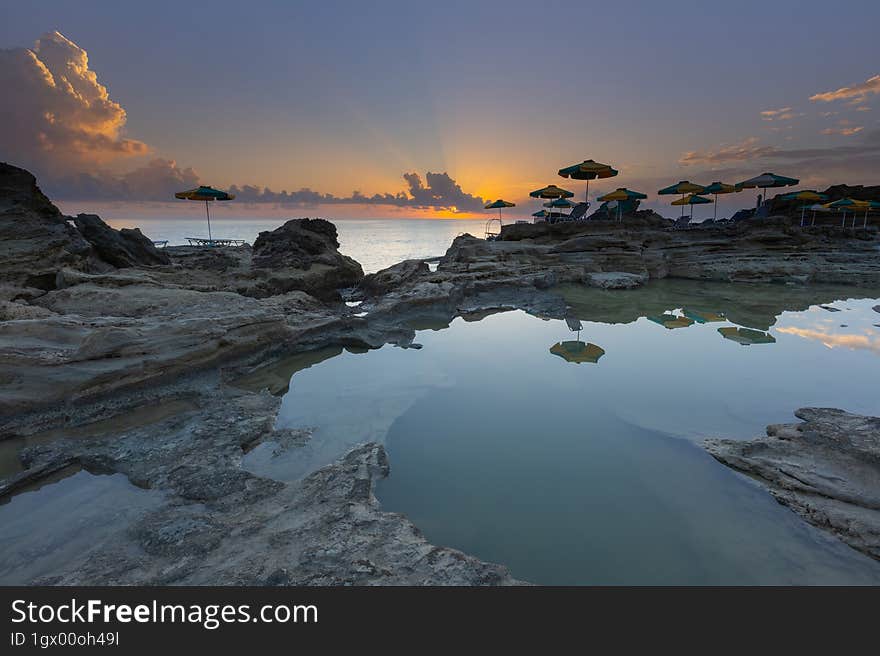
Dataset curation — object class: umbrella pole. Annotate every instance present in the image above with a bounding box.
[800,205,805,227]
[205,200,213,241]
[811,210,816,226]
[714,194,718,220]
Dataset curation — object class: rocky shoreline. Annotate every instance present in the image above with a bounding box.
[2,161,880,584]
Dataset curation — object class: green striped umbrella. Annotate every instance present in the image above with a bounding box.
[737,173,799,213]
[781,190,828,225]
[174,185,236,241]
[658,180,705,217]
[484,199,515,221]
[543,197,576,208]
[598,188,647,221]
[557,159,618,205]
[701,181,740,221]
[529,184,574,199]
[826,198,870,228]
[671,194,713,221]
[530,184,574,221]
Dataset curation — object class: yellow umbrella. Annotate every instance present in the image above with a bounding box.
[658,181,706,218]
[671,194,713,221]
[597,188,647,221]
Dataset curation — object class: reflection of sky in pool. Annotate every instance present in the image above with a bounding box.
[0,470,162,584]
[244,281,880,584]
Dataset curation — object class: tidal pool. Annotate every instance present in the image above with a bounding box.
[244,280,880,584]
[0,470,163,584]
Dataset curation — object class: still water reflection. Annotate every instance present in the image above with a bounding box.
[243,280,880,584]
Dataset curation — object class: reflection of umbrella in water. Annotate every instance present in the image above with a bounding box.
[550,340,605,364]
[683,309,726,323]
[718,326,776,345]
[647,313,695,329]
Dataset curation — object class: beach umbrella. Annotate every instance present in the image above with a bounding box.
[558,159,618,205]
[718,326,776,346]
[737,172,799,212]
[806,202,833,226]
[530,184,574,221]
[658,181,706,217]
[543,198,576,209]
[863,200,880,228]
[825,198,869,227]
[598,187,647,221]
[782,190,829,226]
[701,182,740,221]
[529,184,574,199]
[549,340,605,364]
[484,199,515,222]
[174,185,235,242]
[671,194,713,221]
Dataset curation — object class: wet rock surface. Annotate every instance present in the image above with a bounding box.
[705,408,880,561]
[9,390,520,585]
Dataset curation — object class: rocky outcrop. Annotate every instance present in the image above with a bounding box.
[435,216,880,289]
[248,218,363,299]
[73,214,170,267]
[705,408,880,561]
[0,163,105,301]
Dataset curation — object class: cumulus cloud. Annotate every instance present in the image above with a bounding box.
[760,107,799,121]
[679,137,777,166]
[809,74,880,103]
[0,31,148,172]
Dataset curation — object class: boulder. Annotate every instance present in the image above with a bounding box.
[250,218,363,299]
[359,259,429,297]
[0,163,103,300]
[74,214,170,267]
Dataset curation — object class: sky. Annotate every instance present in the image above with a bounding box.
[1,0,879,219]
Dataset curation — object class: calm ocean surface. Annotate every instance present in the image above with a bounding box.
[106,217,491,273]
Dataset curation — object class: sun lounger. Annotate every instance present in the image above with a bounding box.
[152,240,168,248]
[567,202,589,222]
[185,237,247,247]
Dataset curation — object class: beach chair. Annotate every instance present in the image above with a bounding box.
[673,215,691,229]
[567,202,589,222]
